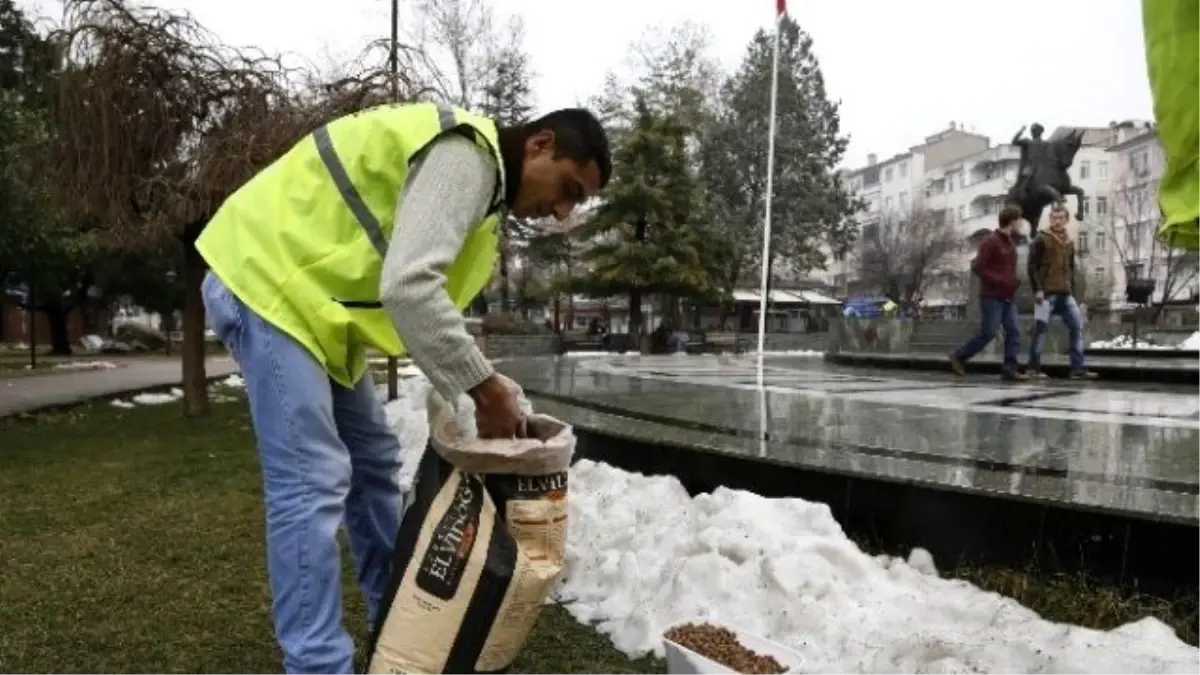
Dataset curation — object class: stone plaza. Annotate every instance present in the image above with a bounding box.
[499,353,1199,595]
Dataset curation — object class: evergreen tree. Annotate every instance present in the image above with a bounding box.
[701,17,861,304]
[0,0,84,348]
[570,95,725,337]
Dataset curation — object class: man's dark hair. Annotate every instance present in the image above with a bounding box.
[524,108,612,188]
[998,204,1023,227]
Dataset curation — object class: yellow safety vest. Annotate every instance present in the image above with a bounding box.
[196,102,505,387]
[1143,0,1198,250]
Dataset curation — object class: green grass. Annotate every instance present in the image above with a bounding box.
[953,566,1197,646]
[1,395,1194,673]
[0,394,659,674]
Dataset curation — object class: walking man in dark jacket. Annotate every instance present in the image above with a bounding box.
[1026,205,1097,379]
[950,205,1029,381]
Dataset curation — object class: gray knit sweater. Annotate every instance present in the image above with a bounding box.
[379,134,499,402]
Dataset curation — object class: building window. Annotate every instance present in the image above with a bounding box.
[958,205,966,221]
[1096,196,1107,216]
[1096,232,1106,251]
[1098,161,1108,178]
[1081,197,1091,217]
[899,192,909,212]
[1130,149,1149,174]
[1078,233,1089,253]
[885,196,894,212]
[884,167,893,182]
[899,162,908,178]
[1079,160,1090,179]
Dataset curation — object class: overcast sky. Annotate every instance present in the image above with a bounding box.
[25,0,1154,168]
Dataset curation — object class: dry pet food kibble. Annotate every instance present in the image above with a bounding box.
[665,622,789,674]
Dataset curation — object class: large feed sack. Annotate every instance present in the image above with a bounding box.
[366,389,574,674]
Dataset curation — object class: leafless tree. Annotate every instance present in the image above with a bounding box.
[413,0,531,110]
[851,209,964,305]
[1107,174,1199,320]
[46,0,443,416]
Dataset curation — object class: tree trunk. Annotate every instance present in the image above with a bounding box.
[161,309,178,356]
[499,247,511,312]
[628,289,643,345]
[180,249,210,418]
[44,304,73,355]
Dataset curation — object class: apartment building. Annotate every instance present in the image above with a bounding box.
[826,120,1166,304]
[825,122,990,292]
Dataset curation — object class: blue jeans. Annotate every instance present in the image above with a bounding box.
[953,298,1021,375]
[202,272,401,674]
[1028,293,1086,373]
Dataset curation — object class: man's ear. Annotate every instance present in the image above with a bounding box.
[527,128,555,156]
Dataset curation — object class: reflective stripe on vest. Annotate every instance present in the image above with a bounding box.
[312,101,460,258]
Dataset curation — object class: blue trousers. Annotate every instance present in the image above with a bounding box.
[203,272,401,674]
[1028,293,1086,373]
[953,297,1021,375]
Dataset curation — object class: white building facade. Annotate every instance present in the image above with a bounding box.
[826,120,1184,307]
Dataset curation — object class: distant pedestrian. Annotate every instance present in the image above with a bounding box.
[950,205,1029,381]
[1026,205,1097,379]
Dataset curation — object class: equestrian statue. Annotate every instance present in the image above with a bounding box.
[1006,122,1086,241]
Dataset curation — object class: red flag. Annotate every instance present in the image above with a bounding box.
[777,0,786,15]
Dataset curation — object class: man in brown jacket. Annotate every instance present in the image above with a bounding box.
[1026,205,1097,379]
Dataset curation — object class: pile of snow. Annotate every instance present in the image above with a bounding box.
[1089,335,1171,350]
[131,388,183,406]
[558,461,1196,673]
[109,376,247,408]
[763,349,822,357]
[1090,330,1200,350]
[53,360,117,371]
[561,351,643,359]
[382,375,1197,674]
[109,389,183,407]
[216,374,246,389]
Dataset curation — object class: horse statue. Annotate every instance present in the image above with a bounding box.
[1006,125,1086,241]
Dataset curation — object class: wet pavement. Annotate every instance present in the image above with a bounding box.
[0,357,239,417]
[498,354,1199,525]
[828,351,1198,385]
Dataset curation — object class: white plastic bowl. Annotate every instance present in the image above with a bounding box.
[663,623,804,674]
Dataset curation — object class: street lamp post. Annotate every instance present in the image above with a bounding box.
[386,0,401,401]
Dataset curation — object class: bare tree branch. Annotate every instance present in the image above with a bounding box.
[851,209,964,304]
[1107,172,1199,313]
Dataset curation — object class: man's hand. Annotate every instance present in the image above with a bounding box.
[469,374,526,439]
[1035,290,1045,303]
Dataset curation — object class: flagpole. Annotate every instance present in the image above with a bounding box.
[756,2,784,390]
